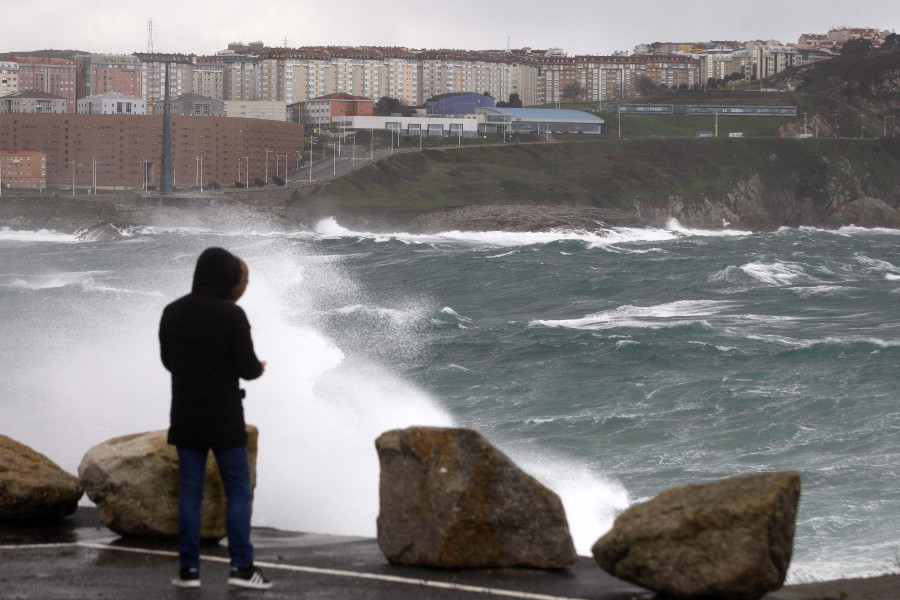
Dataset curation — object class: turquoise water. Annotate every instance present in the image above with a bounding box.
[1,219,898,583]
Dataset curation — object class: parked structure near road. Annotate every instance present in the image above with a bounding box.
[334,115,479,139]
[477,107,604,135]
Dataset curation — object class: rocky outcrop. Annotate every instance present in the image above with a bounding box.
[592,471,801,600]
[375,426,577,569]
[406,205,651,233]
[0,434,82,523]
[78,426,258,538]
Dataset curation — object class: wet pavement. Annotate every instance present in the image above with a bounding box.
[0,509,649,599]
[2,509,894,599]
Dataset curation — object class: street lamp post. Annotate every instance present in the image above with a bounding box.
[245,156,249,187]
[199,157,203,192]
[70,160,76,196]
[92,157,99,195]
[617,109,621,138]
[265,149,272,184]
[308,138,313,182]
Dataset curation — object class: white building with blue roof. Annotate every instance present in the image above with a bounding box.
[475,107,604,135]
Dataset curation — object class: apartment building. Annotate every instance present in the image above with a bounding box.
[135,54,196,107]
[0,150,46,190]
[0,62,18,97]
[0,90,68,114]
[536,53,699,103]
[193,58,225,100]
[77,92,147,115]
[11,56,77,112]
[80,54,143,99]
[748,43,796,79]
[218,52,259,101]
[0,113,303,190]
[420,50,515,106]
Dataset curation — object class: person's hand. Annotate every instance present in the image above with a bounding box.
[259,361,267,373]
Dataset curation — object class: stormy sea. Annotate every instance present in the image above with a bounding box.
[1,216,897,583]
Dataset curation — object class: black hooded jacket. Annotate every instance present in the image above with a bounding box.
[159,248,264,449]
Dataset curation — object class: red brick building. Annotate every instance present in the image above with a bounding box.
[11,56,78,113]
[303,93,374,128]
[0,150,46,190]
[0,114,303,191]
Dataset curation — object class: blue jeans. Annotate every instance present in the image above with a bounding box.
[176,446,254,570]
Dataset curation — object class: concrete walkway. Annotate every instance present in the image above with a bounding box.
[2,509,895,599]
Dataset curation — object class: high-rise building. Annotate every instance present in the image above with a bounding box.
[81,54,143,99]
[0,62,19,97]
[11,56,77,112]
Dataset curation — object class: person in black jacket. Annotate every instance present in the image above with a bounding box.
[159,247,272,590]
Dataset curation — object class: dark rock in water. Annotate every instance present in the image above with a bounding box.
[78,426,258,538]
[0,434,83,523]
[375,426,577,569]
[592,471,801,600]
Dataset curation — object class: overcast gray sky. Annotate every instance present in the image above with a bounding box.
[5,0,898,56]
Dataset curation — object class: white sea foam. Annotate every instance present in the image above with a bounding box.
[440,306,472,322]
[331,303,420,325]
[739,332,899,349]
[739,261,819,286]
[314,217,752,250]
[532,299,730,331]
[0,227,81,243]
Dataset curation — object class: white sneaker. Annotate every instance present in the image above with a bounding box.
[227,565,273,590]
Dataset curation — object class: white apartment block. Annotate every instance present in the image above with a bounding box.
[77,92,147,115]
[1,62,19,97]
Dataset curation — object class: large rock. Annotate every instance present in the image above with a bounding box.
[592,471,801,600]
[78,426,258,538]
[375,426,577,569]
[0,435,83,522]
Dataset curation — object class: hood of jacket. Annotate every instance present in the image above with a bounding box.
[191,247,242,299]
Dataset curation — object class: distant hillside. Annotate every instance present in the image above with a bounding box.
[0,49,89,61]
[299,138,900,231]
[770,45,900,114]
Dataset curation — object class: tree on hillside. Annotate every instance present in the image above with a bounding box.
[507,93,523,108]
[841,38,873,54]
[636,75,656,96]
[374,96,401,116]
[883,33,900,48]
[562,81,585,102]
